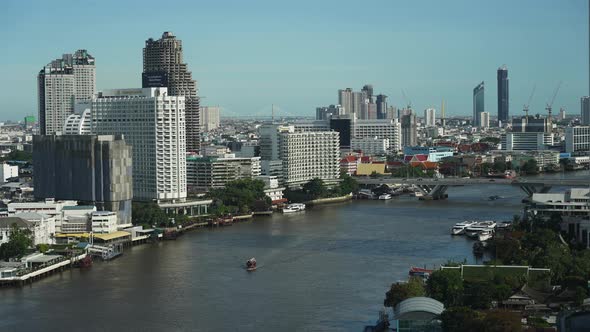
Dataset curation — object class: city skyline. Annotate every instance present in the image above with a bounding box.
[0,0,588,120]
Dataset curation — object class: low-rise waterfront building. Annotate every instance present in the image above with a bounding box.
[186,154,261,193]
[257,175,286,205]
[1,213,56,245]
[91,211,118,234]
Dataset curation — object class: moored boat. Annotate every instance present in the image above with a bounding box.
[282,203,306,213]
[378,194,392,200]
[409,266,433,279]
[246,258,257,271]
[450,220,476,235]
[465,221,497,238]
[477,230,493,242]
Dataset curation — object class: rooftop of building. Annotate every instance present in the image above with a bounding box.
[0,217,32,228]
[62,206,96,211]
[13,212,50,220]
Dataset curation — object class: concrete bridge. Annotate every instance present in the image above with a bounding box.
[356,177,589,200]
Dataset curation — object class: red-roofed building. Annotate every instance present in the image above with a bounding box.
[340,155,358,175]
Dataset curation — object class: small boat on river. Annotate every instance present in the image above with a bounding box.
[282,203,306,213]
[246,258,257,271]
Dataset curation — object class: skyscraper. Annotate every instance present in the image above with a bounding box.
[33,134,133,226]
[401,112,417,147]
[497,65,509,125]
[473,82,484,126]
[480,112,490,129]
[582,96,590,125]
[90,88,187,201]
[376,94,388,119]
[338,88,353,115]
[424,108,436,127]
[38,50,95,135]
[143,32,200,153]
[362,84,374,103]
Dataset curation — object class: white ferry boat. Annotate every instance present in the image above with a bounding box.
[465,221,497,238]
[282,203,306,213]
[478,230,493,242]
[450,220,476,235]
[378,194,392,200]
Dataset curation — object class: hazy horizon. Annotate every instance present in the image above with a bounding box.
[0,0,587,121]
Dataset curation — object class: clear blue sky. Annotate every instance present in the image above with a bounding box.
[0,0,587,120]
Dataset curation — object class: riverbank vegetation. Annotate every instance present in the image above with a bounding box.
[0,225,33,261]
[284,174,358,203]
[383,212,590,331]
[208,178,271,215]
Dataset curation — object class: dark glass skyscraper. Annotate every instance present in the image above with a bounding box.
[143,32,200,153]
[497,65,509,125]
[473,82,484,126]
[376,94,388,119]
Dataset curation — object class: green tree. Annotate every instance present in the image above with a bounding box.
[0,224,33,260]
[426,269,464,307]
[302,178,327,200]
[209,178,269,212]
[521,159,538,175]
[440,307,483,332]
[493,160,507,173]
[480,137,501,145]
[481,310,522,332]
[0,150,33,162]
[338,173,358,195]
[464,282,494,310]
[384,277,425,307]
[132,202,168,226]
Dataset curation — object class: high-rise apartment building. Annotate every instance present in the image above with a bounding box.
[424,108,436,127]
[401,112,417,147]
[501,132,553,151]
[582,96,590,125]
[90,88,186,201]
[353,119,401,152]
[497,65,509,125]
[565,126,590,155]
[143,32,200,152]
[480,112,490,129]
[33,134,133,226]
[38,50,95,135]
[473,82,484,126]
[360,102,377,120]
[279,131,340,188]
[316,105,343,120]
[338,88,353,115]
[376,94,388,119]
[200,106,220,132]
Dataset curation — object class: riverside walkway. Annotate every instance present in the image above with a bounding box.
[356,177,590,200]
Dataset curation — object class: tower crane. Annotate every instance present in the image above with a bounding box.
[401,89,412,110]
[522,85,536,121]
[545,81,562,122]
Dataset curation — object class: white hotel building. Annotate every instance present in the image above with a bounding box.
[279,131,340,188]
[89,88,186,201]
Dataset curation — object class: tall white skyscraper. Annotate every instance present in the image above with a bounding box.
[38,50,95,135]
[338,88,353,115]
[424,108,436,127]
[200,106,221,132]
[89,88,186,201]
[480,112,490,129]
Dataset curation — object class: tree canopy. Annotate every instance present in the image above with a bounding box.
[0,224,33,260]
[384,277,425,307]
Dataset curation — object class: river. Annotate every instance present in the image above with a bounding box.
[0,171,588,331]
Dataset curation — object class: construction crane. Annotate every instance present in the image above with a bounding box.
[522,85,536,121]
[545,81,562,122]
[401,89,412,110]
